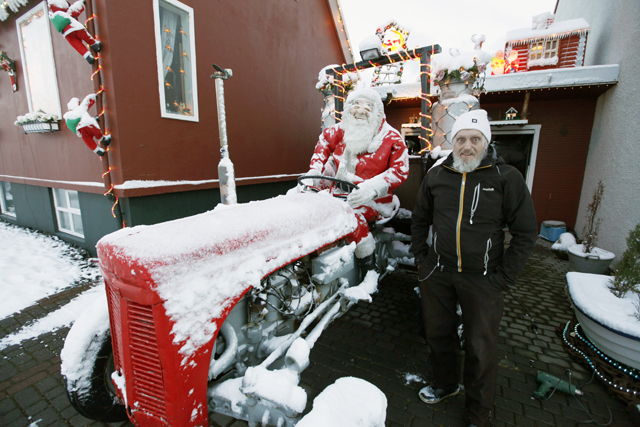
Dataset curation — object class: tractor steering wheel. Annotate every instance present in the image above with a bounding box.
[297,175,359,198]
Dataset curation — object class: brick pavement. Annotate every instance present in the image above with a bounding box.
[1,240,635,426]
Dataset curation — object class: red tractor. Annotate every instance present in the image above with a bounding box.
[61,182,413,426]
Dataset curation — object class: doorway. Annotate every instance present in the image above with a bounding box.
[490,125,541,193]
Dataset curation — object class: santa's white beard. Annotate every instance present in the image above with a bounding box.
[336,110,377,181]
[342,110,376,155]
[452,146,488,173]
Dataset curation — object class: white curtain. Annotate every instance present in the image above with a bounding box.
[161,6,178,79]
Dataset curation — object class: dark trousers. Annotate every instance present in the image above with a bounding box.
[420,267,504,427]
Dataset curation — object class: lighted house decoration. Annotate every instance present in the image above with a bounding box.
[371,20,410,86]
[505,12,589,71]
[505,107,518,120]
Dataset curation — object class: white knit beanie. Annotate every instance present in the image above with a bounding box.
[451,109,491,144]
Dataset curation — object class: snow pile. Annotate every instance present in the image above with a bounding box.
[297,377,387,427]
[0,221,98,320]
[567,272,640,338]
[568,244,615,260]
[242,365,307,413]
[97,193,358,363]
[404,373,425,385]
[341,270,379,303]
[551,233,576,251]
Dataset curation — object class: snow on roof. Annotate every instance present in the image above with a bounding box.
[506,18,590,45]
[372,64,619,101]
[484,64,619,92]
[97,193,358,362]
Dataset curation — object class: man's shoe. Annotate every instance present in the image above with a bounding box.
[418,385,460,404]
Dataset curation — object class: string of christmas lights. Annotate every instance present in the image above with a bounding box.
[82,3,123,227]
[572,322,640,381]
[562,321,640,396]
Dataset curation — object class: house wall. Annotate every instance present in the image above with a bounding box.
[0,0,347,254]
[95,0,344,195]
[555,0,640,261]
[384,94,597,230]
[0,0,106,193]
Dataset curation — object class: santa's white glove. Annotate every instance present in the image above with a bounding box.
[300,170,319,187]
[347,183,377,207]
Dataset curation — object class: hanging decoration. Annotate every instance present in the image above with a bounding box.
[0,51,18,91]
[63,93,112,156]
[0,0,29,22]
[47,0,102,64]
[371,20,410,86]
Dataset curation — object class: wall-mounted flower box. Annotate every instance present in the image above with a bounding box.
[19,121,60,134]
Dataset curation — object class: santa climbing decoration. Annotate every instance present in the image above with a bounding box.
[47,0,101,64]
[63,94,111,156]
[1,51,17,92]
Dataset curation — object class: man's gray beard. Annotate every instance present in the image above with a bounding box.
[452,146,488,173]
[342,109,376,155]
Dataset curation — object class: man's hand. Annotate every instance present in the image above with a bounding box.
[347,185,376,207]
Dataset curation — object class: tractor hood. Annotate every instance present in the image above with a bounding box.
[97,192,358,360]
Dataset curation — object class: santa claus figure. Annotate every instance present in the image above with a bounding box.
[307,88,409,269]
[47,0,101,64]
[64,94,111,156]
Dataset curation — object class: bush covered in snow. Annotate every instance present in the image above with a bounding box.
[609,223,640,299]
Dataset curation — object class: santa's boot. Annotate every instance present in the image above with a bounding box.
[93,146,105,156]
[90,41,102,52]
[101,134,112,147]
[84,52,95,64]
[358,253,377,273]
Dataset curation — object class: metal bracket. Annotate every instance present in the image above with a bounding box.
[211,63,233,80]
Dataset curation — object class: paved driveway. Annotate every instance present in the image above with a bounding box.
[0,240,635,426]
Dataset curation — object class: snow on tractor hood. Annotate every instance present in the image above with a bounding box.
[97,192,358,362]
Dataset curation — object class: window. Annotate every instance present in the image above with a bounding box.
[0,182,16,217]
[153,0,199,121]
[52,188,84,238]
[16,2,62,119]
[529,40,558,61]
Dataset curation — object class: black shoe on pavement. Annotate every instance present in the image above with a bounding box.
[418,385,460,404]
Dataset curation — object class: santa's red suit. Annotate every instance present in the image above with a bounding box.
[64,94,111,156]
[47,0,101,64]
[308,88,409,259]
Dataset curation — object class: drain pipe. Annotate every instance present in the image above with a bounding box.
[211,64,237,205]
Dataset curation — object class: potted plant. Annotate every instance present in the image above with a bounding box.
[14,110,60,134]
[566,223,640,369]
[567,181,615,274]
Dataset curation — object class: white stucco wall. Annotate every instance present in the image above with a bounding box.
[555,0,640,262]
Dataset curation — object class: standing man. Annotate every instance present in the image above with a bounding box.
[307,88,409,270]
[411,110,537,427]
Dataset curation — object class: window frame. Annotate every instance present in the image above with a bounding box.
[152,0,199,122]
[0,182,17,218]
[52,188,84,238]
[15,1,62,119]
[529,40,558,62]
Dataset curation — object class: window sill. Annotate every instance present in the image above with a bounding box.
[19,121,60,134]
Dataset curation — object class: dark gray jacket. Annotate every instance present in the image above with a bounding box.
[411,147,538,290]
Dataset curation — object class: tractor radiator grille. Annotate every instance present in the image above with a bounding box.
[128,302,167,420]
[106,283,122,371]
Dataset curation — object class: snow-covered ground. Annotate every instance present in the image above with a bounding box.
[0,221,102,350]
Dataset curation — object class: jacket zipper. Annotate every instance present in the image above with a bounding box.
[484,238,492,275]
[470,183,481,224]
[419,233,441,282]
[456,173,466,272]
